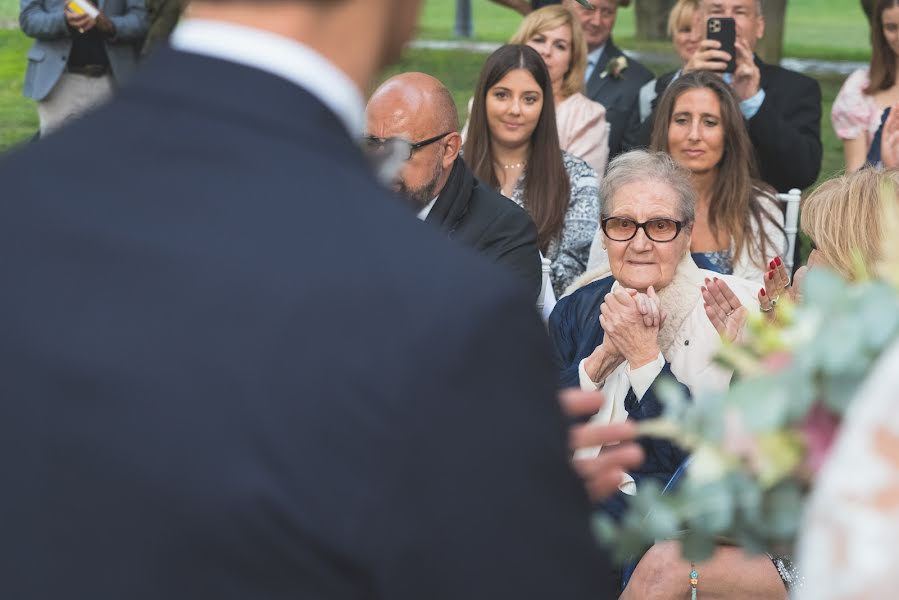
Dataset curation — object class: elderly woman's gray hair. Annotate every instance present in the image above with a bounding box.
[599,150,696,227]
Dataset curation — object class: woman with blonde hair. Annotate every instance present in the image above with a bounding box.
[464,5,609,175]
[639,0,703,123]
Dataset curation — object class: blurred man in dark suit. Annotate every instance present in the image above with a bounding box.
[565,0,652,159]
[0,0,640,598]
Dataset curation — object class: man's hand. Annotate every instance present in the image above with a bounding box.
[731,38,761,101]
[682,39,730,75]
[560,390,644,502]
[95,11,116,35]
[65,7,96,33]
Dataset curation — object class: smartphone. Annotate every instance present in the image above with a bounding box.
[706,17,736,74]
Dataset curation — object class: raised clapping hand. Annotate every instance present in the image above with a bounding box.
[759,255,798,315]
[599,287,665,370]
[560,389,644,502]
[881,104,899,169]
[702,276,747,343]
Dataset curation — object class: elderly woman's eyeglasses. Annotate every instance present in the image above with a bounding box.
[362,132,453,162]
[601,217,684,242]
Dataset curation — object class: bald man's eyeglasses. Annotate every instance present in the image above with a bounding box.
[362,131,453,162]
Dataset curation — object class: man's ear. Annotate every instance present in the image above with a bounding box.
[443,132,462,169]
[755,14,765,42]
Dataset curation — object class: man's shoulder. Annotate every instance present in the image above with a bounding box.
[464,178,536,233]
[759,59,820,93]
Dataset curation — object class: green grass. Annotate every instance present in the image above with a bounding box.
[417,0,872,61]
[0,28,37,150]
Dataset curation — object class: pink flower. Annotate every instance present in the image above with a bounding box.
[762,351,793,373]
[799,402,842,478]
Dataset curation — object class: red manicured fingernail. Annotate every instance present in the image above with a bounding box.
[768,271,774,280]
[769,260,774,269]
[713,277,719,281]
[760,288,766,296]
[774,256,782,266]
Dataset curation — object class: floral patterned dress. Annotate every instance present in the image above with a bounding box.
[832,68,887,149]
[508,152,599,297]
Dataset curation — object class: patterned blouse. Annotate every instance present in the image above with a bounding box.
[832,68,886,148]
[508,152,599,297]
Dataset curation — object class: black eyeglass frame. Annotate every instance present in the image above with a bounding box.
[601,217,685,243]
[362,131,454,161]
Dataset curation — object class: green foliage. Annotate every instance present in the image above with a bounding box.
[600,269,899,562]
[0,29,37,152]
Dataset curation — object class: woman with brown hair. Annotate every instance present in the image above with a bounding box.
[590,71,786,282]
[508,4,609,175]
[464,44,599,296]
[833,0,899,171]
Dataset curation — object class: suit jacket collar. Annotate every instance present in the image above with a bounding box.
[586,39,624,99]
[426,157,474,236]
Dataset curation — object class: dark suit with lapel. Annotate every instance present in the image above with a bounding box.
[748,58,822,192]
[0,47,617,599]
[426,157,541,300]
[585,39,654,160]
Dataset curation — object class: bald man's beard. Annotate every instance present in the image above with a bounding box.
[394,159,445,211]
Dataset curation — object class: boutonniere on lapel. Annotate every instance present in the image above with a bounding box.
[601,56,629,80]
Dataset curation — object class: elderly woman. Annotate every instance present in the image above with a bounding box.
[549,150,759,510]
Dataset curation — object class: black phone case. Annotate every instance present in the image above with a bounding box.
[706,17,736,74]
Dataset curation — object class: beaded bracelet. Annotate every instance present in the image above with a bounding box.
[690,563,698,600]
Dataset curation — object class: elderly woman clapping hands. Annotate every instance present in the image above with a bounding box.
[549,151,760,513]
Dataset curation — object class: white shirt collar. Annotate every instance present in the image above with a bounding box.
[170,19,365,137]
[417,196,438,221]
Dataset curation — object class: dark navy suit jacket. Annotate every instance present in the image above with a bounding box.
[0,48,618,599]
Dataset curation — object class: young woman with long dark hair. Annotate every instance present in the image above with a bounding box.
[464,44,599,296]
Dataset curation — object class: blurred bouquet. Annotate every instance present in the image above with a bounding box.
[596,266,899,562]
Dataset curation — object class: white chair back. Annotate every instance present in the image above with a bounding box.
[776,188,802,272]
[537,257,556,321]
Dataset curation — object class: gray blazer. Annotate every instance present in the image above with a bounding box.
[585,40,653,160]
[20,0,148,100]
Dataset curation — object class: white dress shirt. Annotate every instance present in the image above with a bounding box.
[417,196,438,221]
[170,19,365,137]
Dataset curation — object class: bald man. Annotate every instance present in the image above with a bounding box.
[366,73,542,299]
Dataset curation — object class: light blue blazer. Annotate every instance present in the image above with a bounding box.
[20,0,148,100]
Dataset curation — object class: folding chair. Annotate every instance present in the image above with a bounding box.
[776,188,802,272]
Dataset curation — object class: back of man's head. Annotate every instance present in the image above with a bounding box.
[186,0,424,90]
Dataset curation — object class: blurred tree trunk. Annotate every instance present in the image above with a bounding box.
[756,0,787,64]
[634,0,676,41]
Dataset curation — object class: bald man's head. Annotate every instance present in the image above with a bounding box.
[365,73,462,209]
[367,72,459,138]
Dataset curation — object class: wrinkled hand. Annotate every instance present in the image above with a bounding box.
[560,389,644,502]
[682,39,731,74]
[600,287,664,369]
[702,277,747,343]
[730,38,761,101]
[882,104,899,169]
[65,7,96,32]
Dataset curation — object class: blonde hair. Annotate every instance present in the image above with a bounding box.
[801,169,899,280]
[668,0,700,38]
[510,5,587,99]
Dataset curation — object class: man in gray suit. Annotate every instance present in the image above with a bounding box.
[20,0,147,135]
[565,0,651,160]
